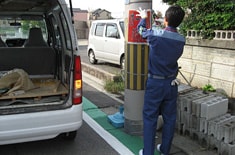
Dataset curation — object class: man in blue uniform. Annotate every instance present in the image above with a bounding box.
[137,5,185,155]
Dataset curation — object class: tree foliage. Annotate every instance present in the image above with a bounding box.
[163,0,235,39]
[21,20,46,34]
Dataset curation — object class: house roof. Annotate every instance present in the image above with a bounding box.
[73,8,88,13]
[92,8,110,15]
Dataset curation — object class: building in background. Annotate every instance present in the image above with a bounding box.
[89,8,112,20]
[73,8,89,39]
[73,8,114,39]
[73,8,88,21]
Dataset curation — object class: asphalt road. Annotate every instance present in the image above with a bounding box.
[0,121,119,155]
[79,46,121,75]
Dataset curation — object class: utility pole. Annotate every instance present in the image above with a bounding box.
[124,0,152,135]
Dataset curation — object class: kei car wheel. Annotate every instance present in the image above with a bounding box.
[120,56,125,70]
[88,50,97,64]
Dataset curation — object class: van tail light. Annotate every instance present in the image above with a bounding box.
[73,56,82,104]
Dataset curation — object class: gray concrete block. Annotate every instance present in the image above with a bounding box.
[176,107,181,121]
[207,114,232,137]
[200,117,208,133]
[176,108,181,131]
[179,89,208,113]
[216,117,235,142]
[191,95,216,117]
[201,97,228,120]
[222,120,235,143]
[184,111,190,125]
[190,114,201,131]
[179,110,184,124]
[208,136,220,152]
[220,141,235,155]
[180,111,190,135]
[178,89,199,109]
[176,99,182,123]
[189,128,210,148]
[177,88,196,116]
[199,116,218,134]
[227,143,235,155]
[175,119,181,133]
[219,141,228,155]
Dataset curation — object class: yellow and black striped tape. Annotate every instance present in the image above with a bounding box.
[125,43,149,90]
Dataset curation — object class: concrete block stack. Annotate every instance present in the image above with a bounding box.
[177,85,235,155]
[177,88,208,135]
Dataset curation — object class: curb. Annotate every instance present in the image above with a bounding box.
[82,71,124,104]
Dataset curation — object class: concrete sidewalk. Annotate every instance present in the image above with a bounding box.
[78,39,88,46]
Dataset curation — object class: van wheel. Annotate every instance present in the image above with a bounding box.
[120,56,125,69]
[62,131,77,140]
[88,50,97,64]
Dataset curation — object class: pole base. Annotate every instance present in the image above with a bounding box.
[124,118,143,136]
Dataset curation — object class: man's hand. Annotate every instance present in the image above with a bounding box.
[136,7,147,19]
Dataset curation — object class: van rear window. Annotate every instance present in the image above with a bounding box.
[0,19,47,47]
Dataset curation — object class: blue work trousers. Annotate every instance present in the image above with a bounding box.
[143,77,178,155]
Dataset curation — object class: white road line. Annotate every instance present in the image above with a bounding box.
[83,112,134,155]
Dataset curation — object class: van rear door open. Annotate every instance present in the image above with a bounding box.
[0,0,83,145]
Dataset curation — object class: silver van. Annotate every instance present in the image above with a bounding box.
[0,0,83,144]
[87,19,125,69]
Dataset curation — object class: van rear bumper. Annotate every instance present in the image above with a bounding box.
[0,104,83,145]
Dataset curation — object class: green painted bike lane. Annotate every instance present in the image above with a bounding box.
[83,97,160,155]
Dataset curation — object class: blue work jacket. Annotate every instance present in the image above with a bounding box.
[137,18,185,77]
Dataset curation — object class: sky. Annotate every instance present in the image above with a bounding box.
[66,0,169,18]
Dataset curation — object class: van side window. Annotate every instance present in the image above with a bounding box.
[94,23,105,37]
[60,12,71,49]
[106,24,119,38]
[48,15,61,48]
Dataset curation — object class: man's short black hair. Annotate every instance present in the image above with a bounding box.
[165,5,185,28]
